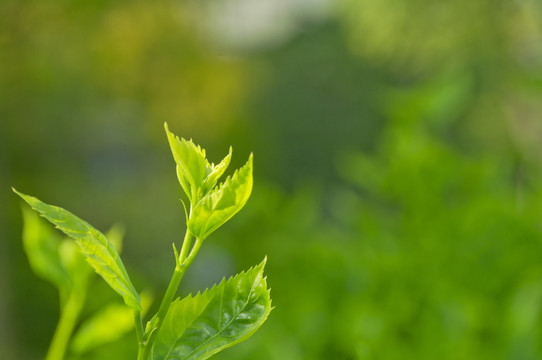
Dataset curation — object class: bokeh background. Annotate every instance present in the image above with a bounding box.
[3,0,542,359]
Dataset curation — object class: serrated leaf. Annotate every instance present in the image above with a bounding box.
[165,123,208,200]
[165,123,233,203]
[188,154,253,240]
[58,224,122,291]
[13,189,141,311]
[21,207,70,295]
[176,165,193,202]
[71,291,153,354]
[201,147,232,196]
[150,258,272,360]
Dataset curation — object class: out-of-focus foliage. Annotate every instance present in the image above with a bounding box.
[71,290,153,355]
[214,113,542,359]
[1,0,246,139]
[4,0,542,359]
[340,0,542,166]
[341,0,542,72]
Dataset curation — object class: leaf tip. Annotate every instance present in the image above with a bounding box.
[164,122,176,142]
[12,188,31,203]
[164,123,175,146]
[243,153,254,174]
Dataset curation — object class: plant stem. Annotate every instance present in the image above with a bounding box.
[45,287,85,360]
[137,232,203,360]
[178,228,193,264]
[137,343,147,360]
[134,310,144,344]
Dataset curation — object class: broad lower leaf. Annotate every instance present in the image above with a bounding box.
[188,154,253,240]
[71,291,153,354]
[13,189,141,311]
[151,258,272,360]
[21,207,70,295]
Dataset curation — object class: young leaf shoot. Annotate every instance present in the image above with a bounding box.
[13,123,272,360]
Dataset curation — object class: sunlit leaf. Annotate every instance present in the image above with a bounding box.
[165,122,208,200]
[201,147,232,196]
[165,123,234,203]
[176,165,194,202]
[13,189,141,311]
[188,154,253,240]
[150,258,271,360]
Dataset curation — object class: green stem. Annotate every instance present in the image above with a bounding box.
[45,288,86,360]
[134,310,144,344]
[137,343,146,360]
[178,229,193,265]
[137,233,203,360]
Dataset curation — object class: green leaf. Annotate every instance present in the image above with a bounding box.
[71,291,153,354]
[57,224,123,295]
[13,189,141,311]
[201,147,232,196]
[165,123,233,202]
[150,258,272,360]
[176,165,194,202]
[165,123,208,200]
[21,207,70,295]
[188,154,253,240]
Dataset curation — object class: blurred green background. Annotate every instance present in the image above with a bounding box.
[3,0,542,359]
